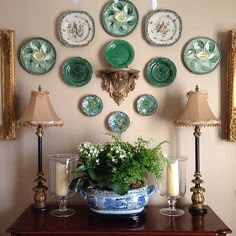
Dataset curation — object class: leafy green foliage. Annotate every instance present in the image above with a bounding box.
[70,134,168,195]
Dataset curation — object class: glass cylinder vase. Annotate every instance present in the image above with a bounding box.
[48,153,79,217]
[158,155,187,216]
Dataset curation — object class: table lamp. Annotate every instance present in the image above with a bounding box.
[17,86,63,212]
[174,85,220,214]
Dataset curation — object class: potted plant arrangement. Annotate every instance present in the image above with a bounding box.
[70,134,167,215]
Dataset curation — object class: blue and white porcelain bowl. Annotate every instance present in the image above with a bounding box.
[79,185,157,215]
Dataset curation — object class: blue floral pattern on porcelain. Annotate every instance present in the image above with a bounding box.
[79,185,157,214]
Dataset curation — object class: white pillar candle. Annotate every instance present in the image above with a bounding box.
[167,161,180,197]
[55,162,68,197]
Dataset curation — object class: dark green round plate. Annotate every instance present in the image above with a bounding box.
[146,57,177,87]
[105,40,135,68]
[62,57,93,87]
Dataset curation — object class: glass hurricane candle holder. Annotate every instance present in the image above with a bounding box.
[158,155,188,217]
[48,153,79,217]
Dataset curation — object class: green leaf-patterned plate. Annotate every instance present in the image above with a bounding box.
[146,57,177,87]
[183,37,221,74]
[20,37,56,75]
[81,95,103,117]
[62,57,93,87]
[105,40,135,68]
[108,111,130,133]
[102,0,139,37]
[136,94,158,116]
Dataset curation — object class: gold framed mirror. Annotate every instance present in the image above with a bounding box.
[0,30,16,140]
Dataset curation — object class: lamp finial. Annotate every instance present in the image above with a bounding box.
[195,85,199,91]
[38,85,42,92]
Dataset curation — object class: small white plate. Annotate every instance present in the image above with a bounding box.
[145,9,182,46]
[58,11,95,47]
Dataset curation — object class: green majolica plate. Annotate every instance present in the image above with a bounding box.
[146,57,177,87]
[62,57,93,87]
[108,111,130,133]
[81,95,103,117]
[183,37,221,74]
[136,94,158,116]
[105,40,135,68]
[20,37,56,75]
[102,0,139,37]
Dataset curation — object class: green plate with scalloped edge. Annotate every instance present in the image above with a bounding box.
[108,111,130,133]
[62,57,93,87]
[102,0,139,37]
[136,94,158,116]
[81,95,103,117]
[146,57,177,87]
[105,40,135,68]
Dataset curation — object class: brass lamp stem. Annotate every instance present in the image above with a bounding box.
[189,125,207,214]
[32,124,48,212]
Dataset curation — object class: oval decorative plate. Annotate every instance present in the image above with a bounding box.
[145,9,182,46]
[102,0,139,37]
[183,37,221,74]
[58,11,95,47]
[136,94,158,116]
[20,37,56,75]
[62,57,93,87]
[146,57,177,87]
[81,95,103,117]
[105,40,135,68]
[108,111,130,133]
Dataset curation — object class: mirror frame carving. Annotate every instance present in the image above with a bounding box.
[0,30,16,140]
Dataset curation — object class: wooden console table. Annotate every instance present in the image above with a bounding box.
[7,205,232,236]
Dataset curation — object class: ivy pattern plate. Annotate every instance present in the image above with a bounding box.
[145,9,182,46]
[108,111,130,133]
[146,57,177,87]
[62,57,93,87]
[183,37,221,74]
[105,40,135,68]
[136,94,158,116]
[58,11,95,47]
[81,95,103,117]
[20,37,56,75]
[102,0,139,37]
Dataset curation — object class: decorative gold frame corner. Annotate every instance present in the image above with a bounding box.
[0,29,16,140]
[98,68,140,105]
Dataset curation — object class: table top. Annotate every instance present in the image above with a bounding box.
[7,205,232,235]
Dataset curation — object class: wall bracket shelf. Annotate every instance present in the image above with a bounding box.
[98,68,140,105]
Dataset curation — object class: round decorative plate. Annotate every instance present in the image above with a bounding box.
[145,9,182,46]
[136,94,158,116]
[108,111,130,133]
[102,0,139,37]
[81,95,103,117]
[20,37,56,75]
[62,57,93,87]
[183,37,221,74]
[105,40,135,68]
[146,57,177,87]
[58,11,95,47]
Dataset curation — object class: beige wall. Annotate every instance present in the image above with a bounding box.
[0,0,236,235]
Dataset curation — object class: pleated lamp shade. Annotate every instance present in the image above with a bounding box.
[174,86,221,127]
[18,87,63,128]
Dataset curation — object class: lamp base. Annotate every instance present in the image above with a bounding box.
[32,204,48,212]
[189,205,207,215]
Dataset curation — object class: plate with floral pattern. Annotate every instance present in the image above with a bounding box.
[20,37,56,75]
[58,11,95,47]
[108,111,130,133]
[136,94,158,116]
[62,57,93,87]
[146,57,177,87]
[81,95,103,117]
[102,0,139,37]
[145,9,182,46]
[105,40,135,68]
[183,37,221,74]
